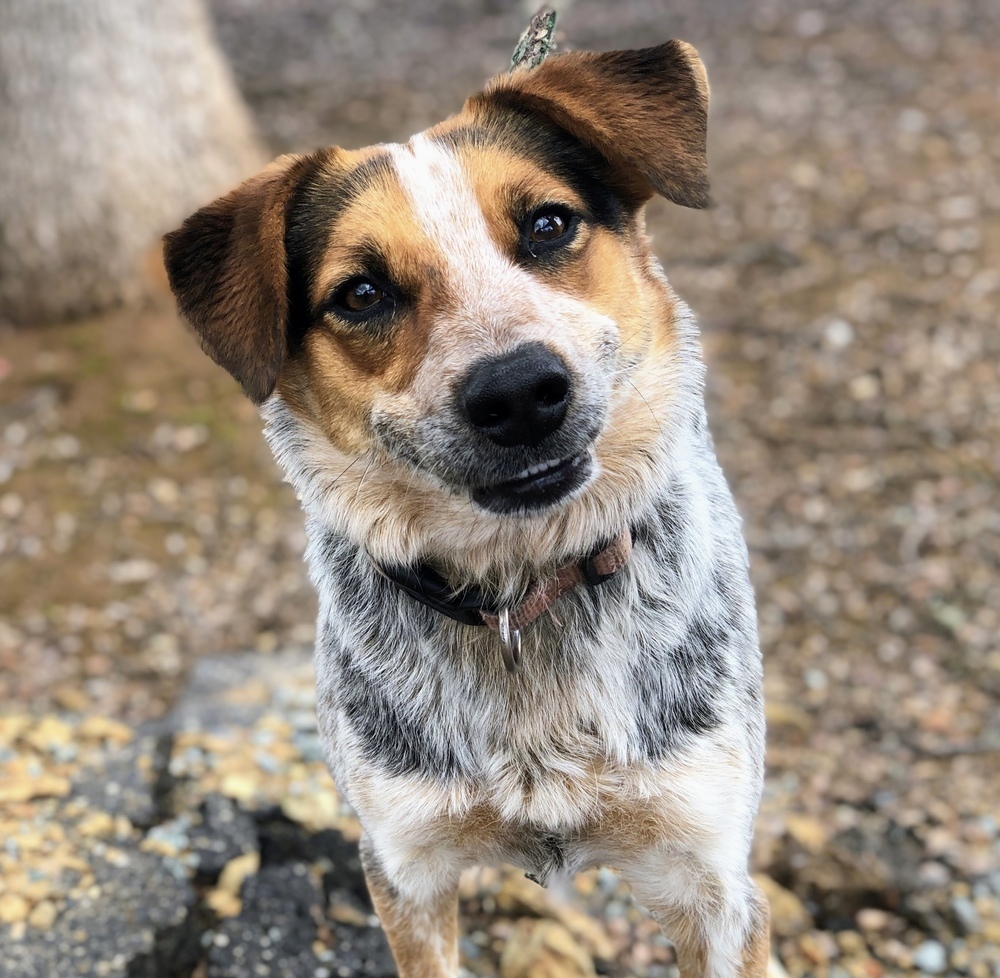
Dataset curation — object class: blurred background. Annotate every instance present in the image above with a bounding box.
[1,1,998,976]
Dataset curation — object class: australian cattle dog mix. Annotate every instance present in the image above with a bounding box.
[165,29,769,978]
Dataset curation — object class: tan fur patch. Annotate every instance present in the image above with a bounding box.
[277,151,445,454]
[740,884,772,978]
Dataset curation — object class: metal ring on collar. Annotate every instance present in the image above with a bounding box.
[498,607,522,672]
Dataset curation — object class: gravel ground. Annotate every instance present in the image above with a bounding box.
[1,0,998,975]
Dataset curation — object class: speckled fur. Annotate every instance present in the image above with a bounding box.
[167,40,769,978]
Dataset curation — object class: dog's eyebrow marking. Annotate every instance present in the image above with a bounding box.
[438,118,626,234]
[287,152,397,334]
[288,151,395,260]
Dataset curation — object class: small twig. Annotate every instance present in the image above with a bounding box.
[510,8,558,72]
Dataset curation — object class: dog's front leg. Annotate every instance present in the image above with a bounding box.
[359,835,461,978]
[625,859,770,978]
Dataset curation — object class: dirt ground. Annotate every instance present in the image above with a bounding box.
[1,0,998,974]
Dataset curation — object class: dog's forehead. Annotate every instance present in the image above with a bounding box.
[387,133,490,243]
[381,132,533,293]
[296,109,623,307]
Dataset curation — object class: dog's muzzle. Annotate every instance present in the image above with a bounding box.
[455,342,600,514]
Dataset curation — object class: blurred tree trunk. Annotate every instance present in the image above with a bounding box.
[0,0,265,325]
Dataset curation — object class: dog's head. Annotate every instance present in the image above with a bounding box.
[164,42,711,571]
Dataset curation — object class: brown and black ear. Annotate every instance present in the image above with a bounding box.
[472,41,711,209]
[163,153,318,404]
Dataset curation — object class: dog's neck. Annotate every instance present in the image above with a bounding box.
[371,527,632,670]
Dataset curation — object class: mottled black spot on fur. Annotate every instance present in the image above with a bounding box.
[338,653,463,778]
[634,495,688,580]
[713,568,753,634]
[315,530,460,777]
[315,528,439,646]
[313,528,348,568]
[713,568,738,605]
[631,613,732,758]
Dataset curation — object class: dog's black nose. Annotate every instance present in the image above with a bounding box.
[461,343,571,448]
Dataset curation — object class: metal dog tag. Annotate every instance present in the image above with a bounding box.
[498,607,522,673]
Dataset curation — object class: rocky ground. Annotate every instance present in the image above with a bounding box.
[1,0,999,975]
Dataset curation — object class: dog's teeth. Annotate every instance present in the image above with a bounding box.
[517,459,559,480]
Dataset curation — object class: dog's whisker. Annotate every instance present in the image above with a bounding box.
[321,453,366,495]
[626,380,665,439]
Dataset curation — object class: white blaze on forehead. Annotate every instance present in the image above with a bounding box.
[384,132,619,381]
[388,133,521,306]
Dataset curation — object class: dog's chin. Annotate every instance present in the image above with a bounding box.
[471,452,594,516]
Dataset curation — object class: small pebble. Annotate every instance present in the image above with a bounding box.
[856,908,890,931]
[912,940,948,975]
[952,895,980,933]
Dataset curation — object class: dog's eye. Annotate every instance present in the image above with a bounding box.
[334,278,385,314]
[531,212,568,243]
[521,206,578,259]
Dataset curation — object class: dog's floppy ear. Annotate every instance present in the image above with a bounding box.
[473,41,711,209]
[163,153,318,404]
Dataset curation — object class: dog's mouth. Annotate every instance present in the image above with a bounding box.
[472,452,593,515]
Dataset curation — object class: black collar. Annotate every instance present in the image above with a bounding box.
[374,529,633,629]
[376,560,497,627]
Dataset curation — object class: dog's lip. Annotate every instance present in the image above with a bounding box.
[472,452,592,514]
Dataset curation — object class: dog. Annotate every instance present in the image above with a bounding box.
[164,36,769,978]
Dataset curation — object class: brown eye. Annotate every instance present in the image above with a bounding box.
[522,206,577,259]
[332,277,386,316]
[342,280,383,311]
[530,212,567,243]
